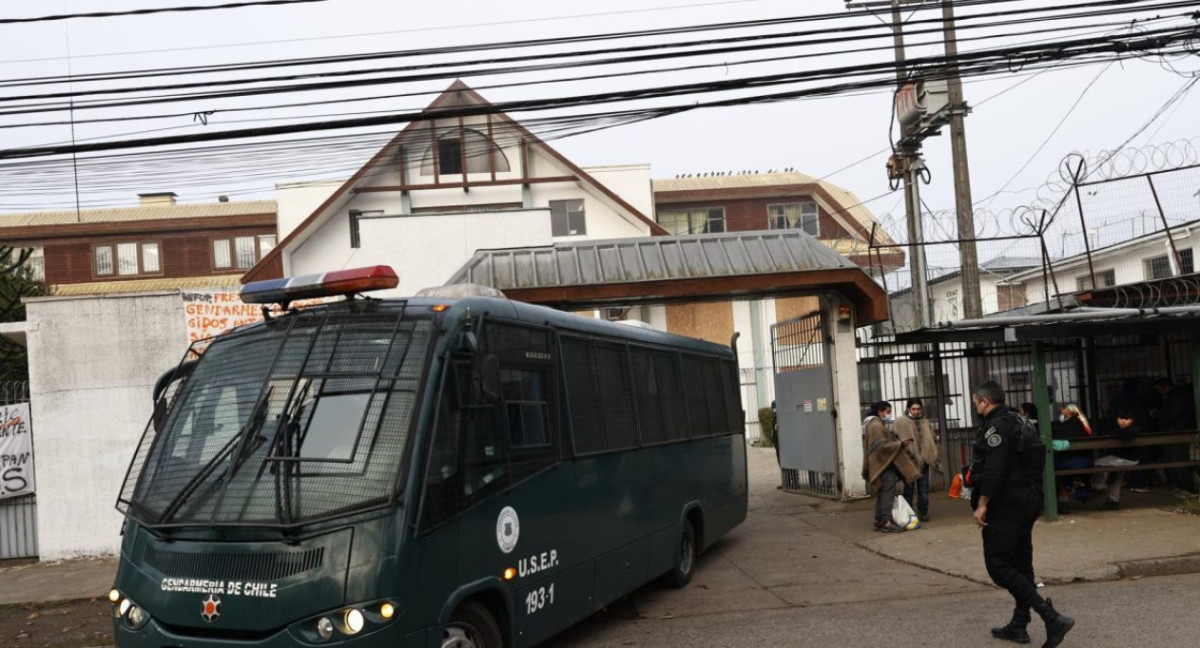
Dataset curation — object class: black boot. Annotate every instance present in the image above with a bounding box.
[1035,598,1075,648]
[991,607,1031,644]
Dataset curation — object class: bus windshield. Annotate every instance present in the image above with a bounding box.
[118,301,433,529]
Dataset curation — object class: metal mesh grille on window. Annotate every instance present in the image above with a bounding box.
[655,352,689,442]
[594,341,638,450]
[117,301,430,528]
[720,359,742,433]
[631,349,667,444]
[562,339,607,454]
[686,352,710,436]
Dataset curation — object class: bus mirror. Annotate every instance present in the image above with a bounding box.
[472,354,501,404]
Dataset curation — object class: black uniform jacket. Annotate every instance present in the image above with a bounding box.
[972,405,1024,503]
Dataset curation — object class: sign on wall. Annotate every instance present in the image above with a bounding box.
[181,290,334,356]
[0,402,34,499]
[182,291,263,353]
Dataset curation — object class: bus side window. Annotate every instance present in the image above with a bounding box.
[500,367,557,482]
[422,362,510,530]
[482,321,560,481]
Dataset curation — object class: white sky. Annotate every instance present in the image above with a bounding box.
[2,0,1198,272]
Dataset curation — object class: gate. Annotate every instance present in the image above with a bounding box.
[0,381,36,560]
[771,312,839,497]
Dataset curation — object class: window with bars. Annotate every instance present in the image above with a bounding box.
[658,207,726,235]
[550,199,586,237]
[767,202,820,235]
[1145,255,1173,280]
[94,241,162,278]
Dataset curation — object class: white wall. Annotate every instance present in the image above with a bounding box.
[276,180,341,241]
[27,293,189,560]
[581,164,654,220]
[1021,233,1195,302]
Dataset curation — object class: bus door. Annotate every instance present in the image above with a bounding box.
[419,321,589,646]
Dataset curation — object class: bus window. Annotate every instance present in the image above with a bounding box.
[631,349,667,444]
[421,363,509,529]
[593,341,638,450]
[655,351,689,442]
[562,339,607,454]
[681,355,714,436]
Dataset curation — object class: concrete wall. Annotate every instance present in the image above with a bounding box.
[26,293,189,559]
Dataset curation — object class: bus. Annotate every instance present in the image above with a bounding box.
[109,266,748,648]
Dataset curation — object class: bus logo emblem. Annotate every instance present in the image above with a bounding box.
[201,594,221,623]
[496,506,520,554]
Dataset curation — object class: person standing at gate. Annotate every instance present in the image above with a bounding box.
[864,401,920,533]
[896,398,938,522]
[969,381,1075,647]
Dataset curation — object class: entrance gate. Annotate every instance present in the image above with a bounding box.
[771,312,839,497]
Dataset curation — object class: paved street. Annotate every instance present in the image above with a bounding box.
[544,447,1200,647]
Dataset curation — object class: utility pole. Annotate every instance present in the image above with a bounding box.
[942,0,982,319]
[861,0,931,329]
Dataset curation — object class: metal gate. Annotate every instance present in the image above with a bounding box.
[772,312,839,497]
[0,381,35,560]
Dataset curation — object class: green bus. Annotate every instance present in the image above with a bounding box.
[110,266,748,648]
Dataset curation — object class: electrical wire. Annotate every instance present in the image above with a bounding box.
[0,0,333,25]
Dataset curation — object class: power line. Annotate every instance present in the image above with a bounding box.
[0,0,333,25]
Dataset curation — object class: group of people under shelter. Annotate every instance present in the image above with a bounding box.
[863,375,1199,532]
[1037,376,1199,512]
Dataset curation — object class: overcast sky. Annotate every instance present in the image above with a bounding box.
[2,0,1198,272]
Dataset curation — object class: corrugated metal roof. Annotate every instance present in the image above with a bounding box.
[447,230,858,290]
[0,200,276,228]
[653,172,897,246]
[50,274,245,297]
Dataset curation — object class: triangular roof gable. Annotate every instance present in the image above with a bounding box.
[243,80,665,283]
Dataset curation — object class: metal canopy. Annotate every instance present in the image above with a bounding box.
[446,230,889,324]
[895,309,1200,345]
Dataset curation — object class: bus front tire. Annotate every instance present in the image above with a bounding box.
[443,601,503,648]
[664,519,696,588]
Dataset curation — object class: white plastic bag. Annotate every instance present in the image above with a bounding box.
[892,495,920,530]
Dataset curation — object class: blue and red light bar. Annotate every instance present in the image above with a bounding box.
[240,265,399,305]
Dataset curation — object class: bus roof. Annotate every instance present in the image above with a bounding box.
[236,296,734,358]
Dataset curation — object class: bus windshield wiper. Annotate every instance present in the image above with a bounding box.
[156,386,274,524]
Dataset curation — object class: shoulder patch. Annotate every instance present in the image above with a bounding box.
[985,430,1003,447]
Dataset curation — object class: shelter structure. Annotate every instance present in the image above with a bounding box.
[860,273,1200,519]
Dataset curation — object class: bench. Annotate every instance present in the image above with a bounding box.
[1052,431,1200,477]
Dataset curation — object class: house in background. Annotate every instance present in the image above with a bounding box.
[648,172,904,426]
[244,80,665,295]
[0,192,277,296]
[653,171,903,274]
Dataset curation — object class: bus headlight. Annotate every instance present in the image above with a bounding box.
[289,600,398,643]
[343,608,365,634]
[316,617,335,640]
[110,592,152,630]
[126,604,149,629]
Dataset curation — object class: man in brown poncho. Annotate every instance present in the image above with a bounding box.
[864,401,922,532]
[895,397,939,522]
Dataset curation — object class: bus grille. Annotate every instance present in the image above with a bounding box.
[144,545,325,581]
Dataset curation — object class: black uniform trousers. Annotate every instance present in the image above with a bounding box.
[981,485,1042,617]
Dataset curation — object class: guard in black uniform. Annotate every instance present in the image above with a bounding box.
[969,381,1075,648]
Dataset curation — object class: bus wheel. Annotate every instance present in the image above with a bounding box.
[665,519,696,588]
[443,601,503,648]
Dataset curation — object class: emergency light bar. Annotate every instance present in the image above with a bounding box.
[240,265,399,305]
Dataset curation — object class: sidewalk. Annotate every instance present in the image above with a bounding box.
[3,447,1200,608]
[752,447,1200,586]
